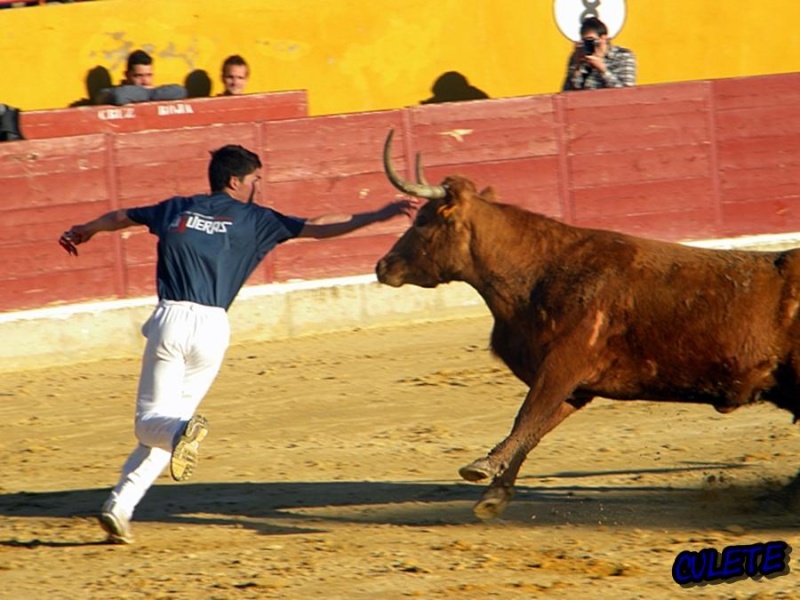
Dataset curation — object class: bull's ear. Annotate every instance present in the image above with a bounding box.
[479,186,498,202]
[435,175,472,220]
[436,201,458,220]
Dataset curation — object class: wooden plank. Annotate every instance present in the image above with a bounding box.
[114,124,260,201]
[270,234,402,281]
[266,172,415,238]
[713,73,800,111]
[573,207,719,242]
[0,170,109,211]
[407,96,559,165]
[113,123,260,165]
[123,264,157,299]
[715,105,800,140]
[568,145,712,189]
[563,80,711,110]
[14,234,117,277]
[412,157,563,217]
[263,111,405,181]
[719,164,800,203]
[563,82,712,156]
[0,267,119,312]
[720,198,800,237]
[717,136,800,167]
[0,134,107,178]
[0,201,110,245]
[21,91,308,140]
[571,178,715,221]
[115,163,209,205]
[567,112,711,155]
[120,230,158,265]
[717,136,800,204]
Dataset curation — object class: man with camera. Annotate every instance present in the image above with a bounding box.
[562,16,636,91]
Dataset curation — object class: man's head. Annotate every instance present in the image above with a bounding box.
[124,50,154,88]
[208,145,262,203]
[221,55,249,96]
[579,16,609,56]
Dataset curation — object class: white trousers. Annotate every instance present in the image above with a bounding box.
[107,300,230,519]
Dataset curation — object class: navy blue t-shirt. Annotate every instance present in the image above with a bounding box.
[127,193,306,310]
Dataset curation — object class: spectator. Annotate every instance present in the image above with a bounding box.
[562,16,636,91]
[220,55,249,96]
[122,49,154,89]
[95,49,188,106]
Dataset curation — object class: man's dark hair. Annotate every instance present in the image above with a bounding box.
[208,145,262,192]
[580,16,608,37]
[127,49,153,72]
[221,54,249,74]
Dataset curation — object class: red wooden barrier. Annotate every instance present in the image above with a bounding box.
[21,91,308,140]
[2,74,800,313]
[713,73,800,236]
[561,81,719,241]
[0,134,120,309]
[263,110,412,282]
[405,95,563,217]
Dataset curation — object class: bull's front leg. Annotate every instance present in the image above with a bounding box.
[459,360,592,519]
[462,399,589,521]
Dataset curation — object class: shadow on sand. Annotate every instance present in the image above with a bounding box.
[2,461,798,546]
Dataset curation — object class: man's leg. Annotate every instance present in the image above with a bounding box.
[168,304,230,481]
[99,303,184,542]
[100,302,229,542]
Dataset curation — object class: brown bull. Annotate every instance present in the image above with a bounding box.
[376,129,800,520]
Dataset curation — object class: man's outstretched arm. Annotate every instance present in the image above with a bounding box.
[59,209,138,255]
[296,198,419,239]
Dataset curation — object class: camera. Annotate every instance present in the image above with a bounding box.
[582,38,599,55]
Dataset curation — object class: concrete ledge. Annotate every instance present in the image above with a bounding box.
[4,232,800,373]
[1,276,489,373]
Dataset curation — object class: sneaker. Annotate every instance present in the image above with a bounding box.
[170,414,209,482]
[98,500,133,544]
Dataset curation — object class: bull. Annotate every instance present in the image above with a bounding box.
[376,129,800,520]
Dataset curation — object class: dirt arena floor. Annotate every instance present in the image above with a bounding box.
[2,315,800,599]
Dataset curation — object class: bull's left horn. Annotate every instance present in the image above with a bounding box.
[415,152,428,186]
[383,129,447,199]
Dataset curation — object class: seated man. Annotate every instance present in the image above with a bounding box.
[219,55,249,96]
[95,49,187,106]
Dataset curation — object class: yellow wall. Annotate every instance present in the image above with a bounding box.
[2,0,800,115]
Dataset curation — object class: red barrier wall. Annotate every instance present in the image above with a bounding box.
[20,91,308,139]
[2,74,799,313]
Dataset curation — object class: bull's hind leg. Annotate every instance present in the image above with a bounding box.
[464,396,592,520]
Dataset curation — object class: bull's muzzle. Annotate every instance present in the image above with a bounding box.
[375,254,403,287]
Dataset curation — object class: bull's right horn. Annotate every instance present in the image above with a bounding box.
[383,129,447,199]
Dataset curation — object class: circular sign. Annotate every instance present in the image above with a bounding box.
[554,0,627,42]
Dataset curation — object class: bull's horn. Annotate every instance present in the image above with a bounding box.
[383,129,447,199]
[415,152,428,185]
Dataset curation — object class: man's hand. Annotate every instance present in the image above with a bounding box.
[584,53,607,73]
[58,234,78,256]
[376,197,422,221]
[58,210,135,256]
[58,225,95,256]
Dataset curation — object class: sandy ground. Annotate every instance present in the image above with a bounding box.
[2,315,800,599]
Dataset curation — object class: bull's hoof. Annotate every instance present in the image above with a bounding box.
[473,486,515,521]
[458,457,497,482]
